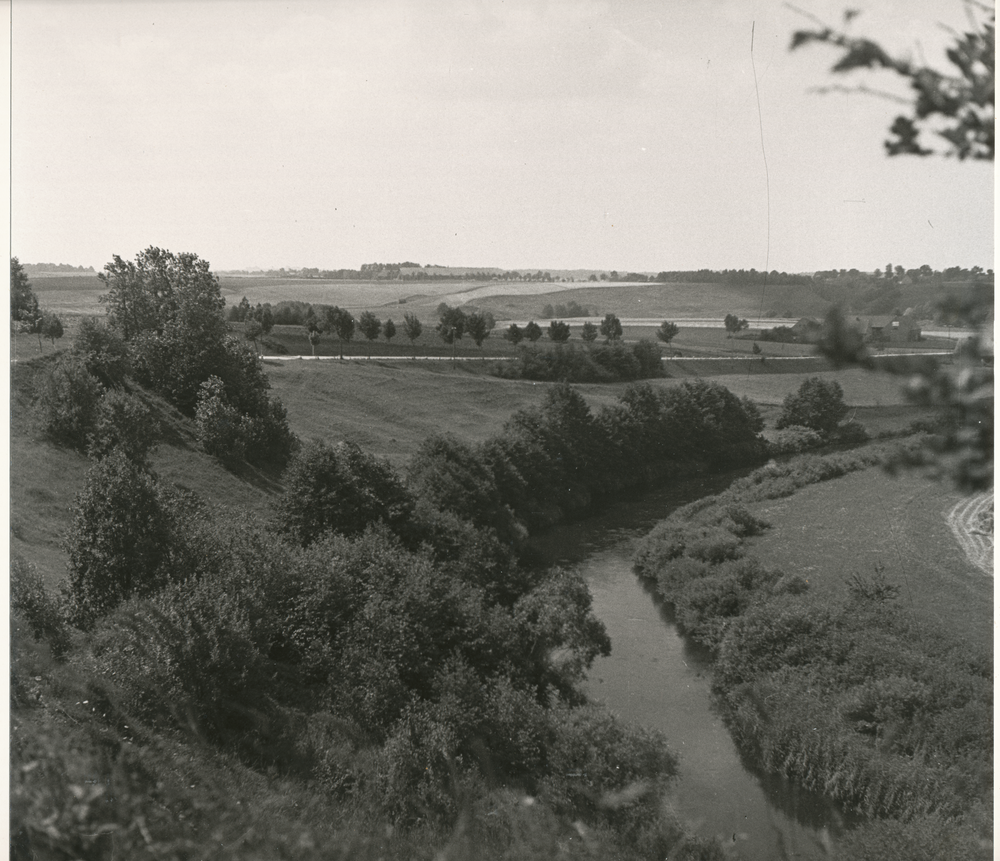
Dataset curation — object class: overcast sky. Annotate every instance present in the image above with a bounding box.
[10,0,995,274]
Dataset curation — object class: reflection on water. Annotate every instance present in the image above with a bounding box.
[529,475,852,861]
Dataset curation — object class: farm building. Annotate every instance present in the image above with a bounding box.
[852,314,922,344]
[791,317,823,343]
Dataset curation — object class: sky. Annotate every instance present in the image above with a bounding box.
[9,0,995,274]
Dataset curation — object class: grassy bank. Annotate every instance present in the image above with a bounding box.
[632,445,992,857]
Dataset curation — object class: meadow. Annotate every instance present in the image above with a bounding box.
[746,467,992,646]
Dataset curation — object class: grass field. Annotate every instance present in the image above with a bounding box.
[11,340,934,594]
[747,468,993,648]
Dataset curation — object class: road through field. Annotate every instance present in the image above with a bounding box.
[259,350,953,363]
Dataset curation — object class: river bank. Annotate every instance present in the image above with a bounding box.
[529,467,851,860]
[631,442,993,859]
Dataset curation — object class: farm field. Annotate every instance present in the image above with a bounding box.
[747,467,993,648]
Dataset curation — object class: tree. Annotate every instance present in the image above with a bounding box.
[548,320,571,343]
[437,305,466,360]
[249,302,273,336]
[275,440,413,546]
[73,317,130,386]
[523,320,543,343]
[599,313,622,343]
[465,310,495,358]
[358,310,382,358]
[504,323,524,346]
[64,450,178,628]
[789,7,994,160]
[305,319,321,356]
[580,321,598,346]
[325,306,355,359]
[87,388,159,465]
[39,313,64,349]
[724,314,749,337]
[245,317,264,354]
[235,296,251,322]
[403,312,423,358]
[10,257,39,324]
[776,377,848,434]
[656,321,680,345]
[383,318,397,344]
[36,356,104,449]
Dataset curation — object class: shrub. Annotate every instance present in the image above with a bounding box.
[195,375,247,460]
[276,440,413,545]
[87,389,159,463]
[64,451,179,628]
[194,373,295,466]
[36,357,103,449]
[776,377,848,433]
[407,434,520,540]
[767,425,825,455]
[73,317,129,386]
[10,555,70,659]
[539,704,676,828]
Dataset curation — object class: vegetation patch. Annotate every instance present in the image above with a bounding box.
[632,445,992,854]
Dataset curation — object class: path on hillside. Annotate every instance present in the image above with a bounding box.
[945,491,994,575]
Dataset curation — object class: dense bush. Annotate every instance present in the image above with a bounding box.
[195,375,250,460]
[99,248,295,464]
[276,440,414,546]
[87,388,159,463]
[776,376,849,433]
[73,317,130,386]
[494,341,664,383]
[407,434,520,543]
[11,555,71,659]
[64,452,183,628]
[35,357,104,449]
[767,425,825,455]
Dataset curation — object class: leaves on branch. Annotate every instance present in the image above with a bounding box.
[790,8,995,160]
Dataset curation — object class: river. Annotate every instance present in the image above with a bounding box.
[528,472,852,861]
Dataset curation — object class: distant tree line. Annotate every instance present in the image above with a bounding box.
[19,262,95,273]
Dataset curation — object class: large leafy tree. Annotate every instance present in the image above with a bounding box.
[325,306,355,359]
[358,310,382,358]
[523,320,543,343]
[790,7,994,160]
[548,320,571,343]
[64,451,179,628]
[403,312,423,357]
[599,313,622,343]
[724,314,748,337]
[436,305,466,359]
[10,257,39,324]
[776,377,849,434]
[465,310,495,358]
[657,321,679,345]
[275,440,413,546]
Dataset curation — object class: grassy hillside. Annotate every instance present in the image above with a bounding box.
[747,468,992,647]
[11,356,280,590]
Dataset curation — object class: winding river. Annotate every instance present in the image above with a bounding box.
[529,471,855,861]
